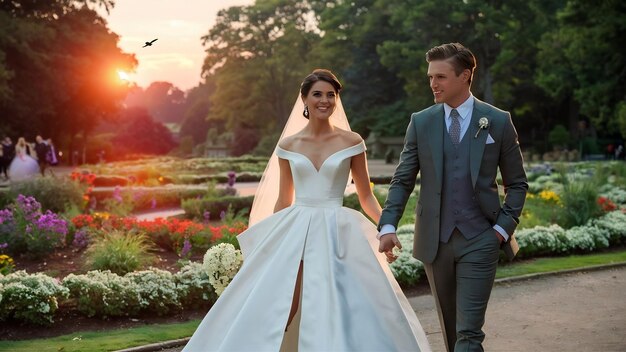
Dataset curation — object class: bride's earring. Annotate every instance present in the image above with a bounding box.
[303,105,309,118]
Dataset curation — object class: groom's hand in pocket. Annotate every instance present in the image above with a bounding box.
[379,233,402,263]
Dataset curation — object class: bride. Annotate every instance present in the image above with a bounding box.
[8,137,39,181]
[183,69,430,351]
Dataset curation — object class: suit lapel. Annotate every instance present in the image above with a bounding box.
[427,105,445,189]
[470,98,489,188]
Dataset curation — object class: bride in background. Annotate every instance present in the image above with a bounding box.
[183,69,430,351]
[8,137,39,181]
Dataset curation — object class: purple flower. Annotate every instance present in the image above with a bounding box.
[180,238,192,258]
[72,230,89,249]
[0,209,13,224]
[16,195,42,221]
[220,210,226,220]
[35,211,68,236]
[227,171,236,187]
[203,210,211,223]
[113,186,123,202]
[0,242,8,249]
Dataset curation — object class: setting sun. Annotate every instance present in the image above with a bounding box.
[117,70,130,81]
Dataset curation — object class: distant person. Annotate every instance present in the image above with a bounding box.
[34,135,51,176]
[607,143,615,160]
[46,138,59,166]
[0,137,14,180]
[8,137,39,181]
[615,144,624,160]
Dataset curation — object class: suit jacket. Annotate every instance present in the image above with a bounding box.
[379,98,528,264]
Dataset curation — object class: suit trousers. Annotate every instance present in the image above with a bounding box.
[424,228,500,352]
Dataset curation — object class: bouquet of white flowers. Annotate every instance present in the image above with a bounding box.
[203,243,242,296]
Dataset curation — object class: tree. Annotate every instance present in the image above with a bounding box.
[179,82,216,144]
[310,0,408,137]
[112,107,177,156]
[0,1,136,162]
[125,82,186,123]
[536,0,626,133]
[200,0,319,153]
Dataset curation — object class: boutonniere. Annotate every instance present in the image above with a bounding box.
[474,117,489,138]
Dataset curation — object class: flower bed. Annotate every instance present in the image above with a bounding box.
[71,213,247,256]
[0,244,242,325]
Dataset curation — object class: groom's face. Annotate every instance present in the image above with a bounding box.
[427,59,470,108]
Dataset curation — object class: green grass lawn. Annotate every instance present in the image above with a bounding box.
[3,248,625,352]
[496,248,626,278]
[0,320,201,352]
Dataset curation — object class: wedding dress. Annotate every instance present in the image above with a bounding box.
[8,145,39,181]
[183,140,430,352]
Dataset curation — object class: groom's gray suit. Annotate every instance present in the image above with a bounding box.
[379,97,527,351]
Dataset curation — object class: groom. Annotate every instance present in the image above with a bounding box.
[378,43,528,351]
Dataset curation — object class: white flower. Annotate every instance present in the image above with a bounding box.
[474,117,489,138]
[203,244,242,296]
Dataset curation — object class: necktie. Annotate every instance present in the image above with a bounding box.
[449,108,461,145]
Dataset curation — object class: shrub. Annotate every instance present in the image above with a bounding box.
[593,210,626,244]
[93,175,129,187]
[389,225,424,286]
[0,190,10,209]
[7,177,84,214]
[126,268,181,315]
[0,195,68,259]
[84,230,154,275]
[174,262,217,308]
[182,195,254,221]
[101,186,135,216]
[62,270,141,318]
[514,224,567,258]
[559,179,601,228]
[563,226,597,252]
[0,271,69,325]
[91,187,207,212]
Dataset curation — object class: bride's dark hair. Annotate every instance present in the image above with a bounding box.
[300,69,342,97]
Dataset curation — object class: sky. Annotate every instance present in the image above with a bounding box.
[100,0,255,91]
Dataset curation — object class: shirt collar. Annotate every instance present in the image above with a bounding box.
[444,94,474,120]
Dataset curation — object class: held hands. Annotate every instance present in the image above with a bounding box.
[378,233,402,263]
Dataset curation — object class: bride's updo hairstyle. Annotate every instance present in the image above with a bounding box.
[300,69,342,118]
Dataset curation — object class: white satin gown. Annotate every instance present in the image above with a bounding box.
[183,141,430,351]
[8,149,39,181]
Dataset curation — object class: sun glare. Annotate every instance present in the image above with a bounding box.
[117,70,130,81]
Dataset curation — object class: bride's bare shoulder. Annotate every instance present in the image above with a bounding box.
[337,129,363,146]
[277,134,299,151]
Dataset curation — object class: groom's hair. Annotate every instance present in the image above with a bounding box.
[426,43,476,85]
[300,69,342,97]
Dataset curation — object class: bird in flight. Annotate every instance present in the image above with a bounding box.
[143,38,158,48]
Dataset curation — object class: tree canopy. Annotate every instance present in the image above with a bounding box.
[198,0,623,155]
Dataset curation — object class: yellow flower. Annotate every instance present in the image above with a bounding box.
[0,254,14,265]
[538,190,561,204]
[94,212,111,220]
